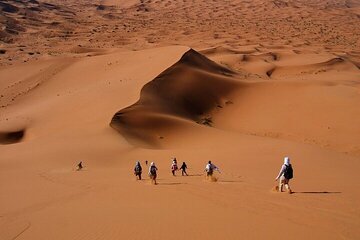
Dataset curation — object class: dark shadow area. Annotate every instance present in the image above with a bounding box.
[0,130,25,144]
[186,174,203,177]
[158,182,186,186]
[293,191,341,194]
[218,180,243,183]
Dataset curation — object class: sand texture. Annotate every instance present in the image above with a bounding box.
[1,0,360,239]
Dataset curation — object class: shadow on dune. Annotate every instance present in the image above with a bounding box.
[0,130,25,144]
[186,174,203,177]
[110,48,239,148]
[293,191,341,194]
[158,182,186,186]
[217,180,243,183]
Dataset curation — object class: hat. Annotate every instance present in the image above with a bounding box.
[284,157,290,165]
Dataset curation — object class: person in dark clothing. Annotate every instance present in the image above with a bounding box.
[180,162,188,176]
[134,161,142,180]
[77,161,83,171]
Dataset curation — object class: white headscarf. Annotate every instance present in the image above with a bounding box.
[150,162,155,167]
[284,157,290,166]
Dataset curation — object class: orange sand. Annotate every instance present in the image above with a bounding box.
[1,1,360,239]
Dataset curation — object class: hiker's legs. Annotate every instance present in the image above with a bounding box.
[172,170,175,176]
[279,176,286,192]
[284,179,291,193]
[139,174,142,180]
[151,174,157,184]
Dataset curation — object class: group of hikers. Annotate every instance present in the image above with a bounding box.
[77,156,293,193]
[133,158,221,185]
[133,158,222,184]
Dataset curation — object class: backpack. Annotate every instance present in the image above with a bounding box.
[283,164,293,179]
[150,166,156,175]
[135,165,141,174]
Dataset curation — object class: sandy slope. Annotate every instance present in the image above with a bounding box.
[1,46,359,240]
[1,0,360,240]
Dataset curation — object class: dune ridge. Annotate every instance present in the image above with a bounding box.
[110,49,238,147]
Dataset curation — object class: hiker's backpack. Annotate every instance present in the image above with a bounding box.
[135,165,141,174]
[150,166,156,175]
[283,164,293,179]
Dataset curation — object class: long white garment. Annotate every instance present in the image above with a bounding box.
[205,163,219,172]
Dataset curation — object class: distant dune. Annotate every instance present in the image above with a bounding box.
[1,0,359,66]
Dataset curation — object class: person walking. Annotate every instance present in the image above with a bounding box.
[149,162,158,185]
[275,156,293,193]
[205,161,220,177]
[76,161,83,171]
[171,157,178,176]
[134,161,142,180]
[180,162,188,176]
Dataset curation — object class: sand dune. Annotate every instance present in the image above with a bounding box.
[109,48,360,155]
[1,0,360,240]
[110,49,237,147]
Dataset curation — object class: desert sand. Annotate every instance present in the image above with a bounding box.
[1,0,360,239]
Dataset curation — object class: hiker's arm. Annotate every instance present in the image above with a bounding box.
[275,165,285,180]
[213,165,220,173]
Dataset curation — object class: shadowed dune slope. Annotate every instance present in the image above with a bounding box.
[0,129,24,144]
[110,49,238,146]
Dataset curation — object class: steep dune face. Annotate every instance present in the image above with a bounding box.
[110,49,238,147]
